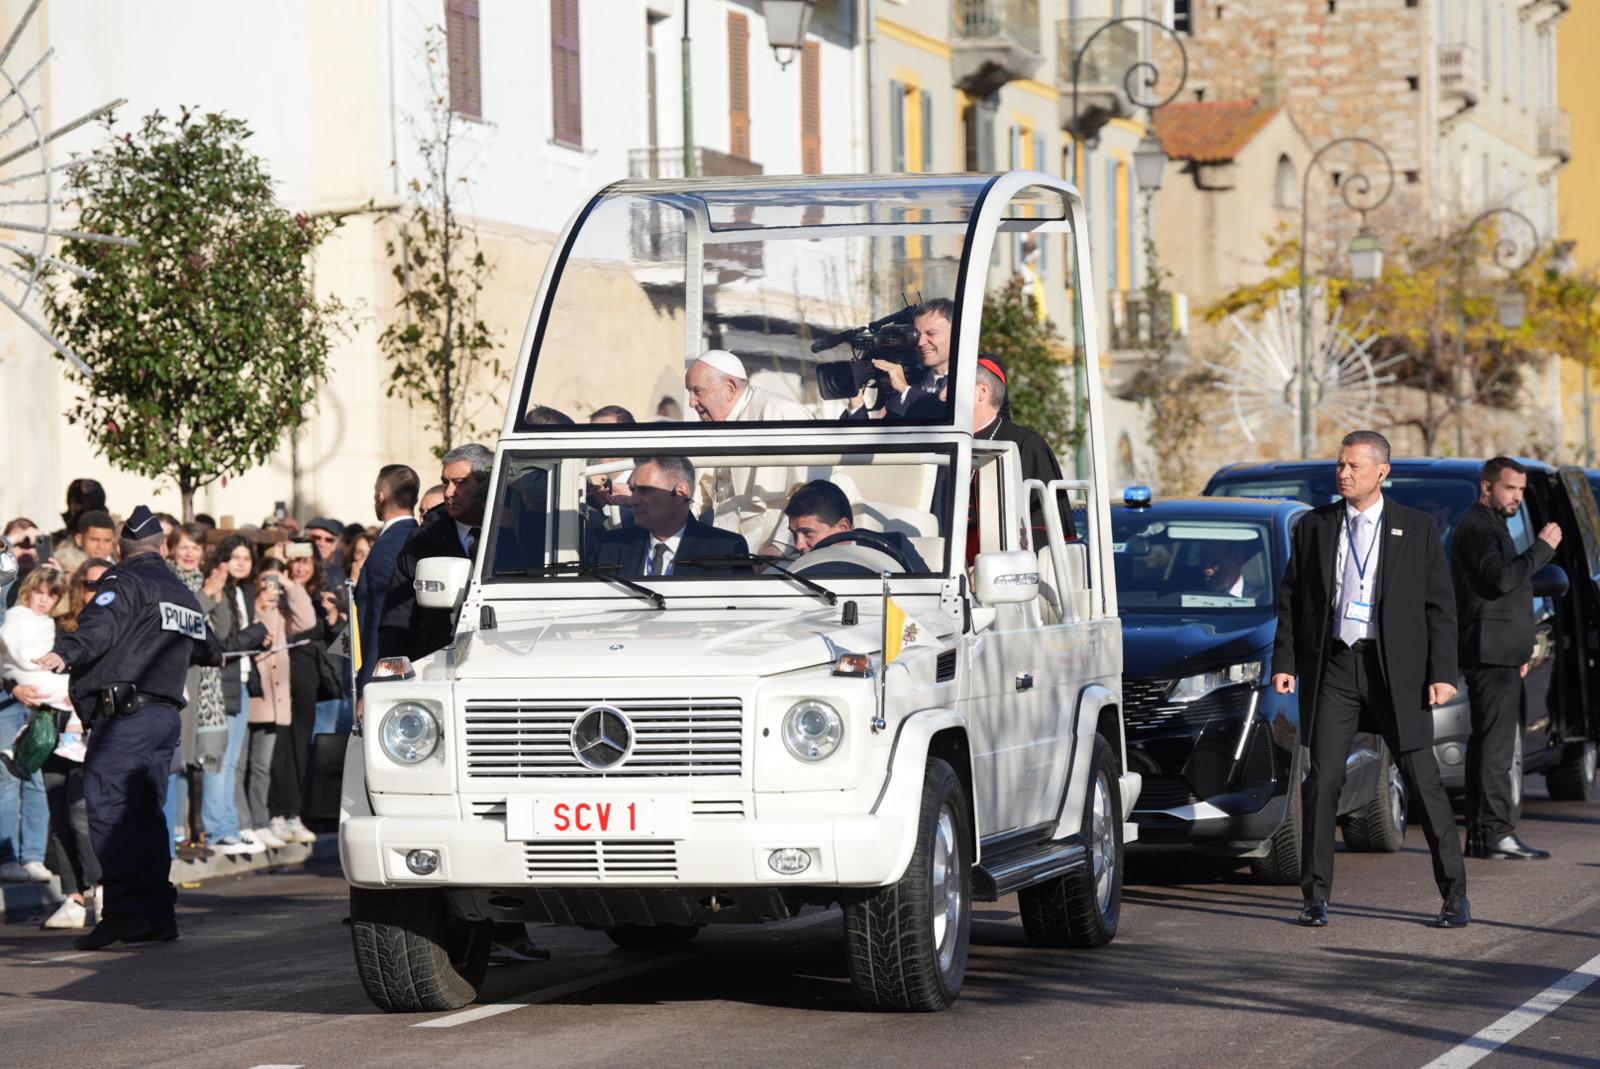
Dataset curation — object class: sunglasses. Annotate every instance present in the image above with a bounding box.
[12,536,36,549]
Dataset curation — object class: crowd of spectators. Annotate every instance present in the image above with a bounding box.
[0,472,438,929]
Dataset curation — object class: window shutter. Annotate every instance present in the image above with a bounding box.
[446,0,482,118]
[978,96,996,172]
[728,11,751,159]
[889,80,906,171]
[920,90,933,172]
[551,0,582,144]
[800,41,821,174]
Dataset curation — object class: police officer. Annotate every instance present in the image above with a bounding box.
[33,505,220,950]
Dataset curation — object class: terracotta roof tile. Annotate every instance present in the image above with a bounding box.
[1153,100,1282,164]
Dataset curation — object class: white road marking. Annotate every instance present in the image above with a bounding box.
[414,909,842,1030]
[26,952,92,965]
[1420,951,1600,1069]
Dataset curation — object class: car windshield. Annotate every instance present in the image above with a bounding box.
[483,444,954,583]
[1112,513,1276,612]
[1207,474,1480,545]
[513,176,1070,432]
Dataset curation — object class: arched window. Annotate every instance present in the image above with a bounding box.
[1274,154,1298,210]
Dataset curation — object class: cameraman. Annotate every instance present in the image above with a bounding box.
[846,298,953,420]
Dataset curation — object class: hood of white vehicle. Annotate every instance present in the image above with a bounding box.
[448,607,890,680]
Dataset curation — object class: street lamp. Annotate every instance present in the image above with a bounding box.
[1066,16,1189,475]
[762,0,816,68]
[1296,137,1396,459]
[1451,206,1539,455]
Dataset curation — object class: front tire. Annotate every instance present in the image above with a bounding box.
[350,887,493,1012]
[1018,734,1123,948]
[843,756,971,1012]
[1249,774,1303,885]
[1341,743,1407,853]
[1545,739,1597,802]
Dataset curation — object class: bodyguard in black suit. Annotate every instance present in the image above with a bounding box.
[1450,456,1560,861]
[354,464,419,695]
[1271,431,1469,929]
[591,456,749,575]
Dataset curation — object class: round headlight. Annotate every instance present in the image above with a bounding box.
[380,702,440,765]
[782,700,843,762]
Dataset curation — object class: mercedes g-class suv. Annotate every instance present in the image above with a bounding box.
[340,173,1134,1014]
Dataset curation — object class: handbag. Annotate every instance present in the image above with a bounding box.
[4,706,60,779]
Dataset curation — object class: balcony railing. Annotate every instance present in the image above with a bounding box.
[1058,18,1140,138]
[1438,42,1480,108]
[955,0,1041,54]
[1107,289,1188,353]
[951,0,1041,95]
[1538,107,1571,162]
[628,146,764,180]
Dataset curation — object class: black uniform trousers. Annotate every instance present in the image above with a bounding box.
[84,703,181,926]
[1463,664,1522,843]
[1301,641,1466,904]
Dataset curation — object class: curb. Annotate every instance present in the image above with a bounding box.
[1,834,339,924]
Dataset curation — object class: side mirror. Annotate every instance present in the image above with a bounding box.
[415,556,471,611]
[1531,561,1569,599]
[974,550,1041,606]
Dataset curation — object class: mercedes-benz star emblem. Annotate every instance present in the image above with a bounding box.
[570,704,634,770]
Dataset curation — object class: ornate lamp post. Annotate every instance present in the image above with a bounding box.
[1451,207,1539,456]
[1296,137,1396,459]
[1066,16,1188,474]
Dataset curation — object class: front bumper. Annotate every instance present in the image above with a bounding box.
[340,809,909,890]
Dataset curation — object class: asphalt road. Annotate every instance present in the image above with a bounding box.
[3,781,1597,1069]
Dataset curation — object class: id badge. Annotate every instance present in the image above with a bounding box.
[1344,600,1373,624]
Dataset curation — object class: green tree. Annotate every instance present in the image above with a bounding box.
[380,26,501,458]
[45,108,345,520]
[979,274,1076,456]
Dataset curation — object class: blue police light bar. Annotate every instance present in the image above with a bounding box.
[1123,485,1154,506]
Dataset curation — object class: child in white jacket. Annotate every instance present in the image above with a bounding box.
[1,568,80,759]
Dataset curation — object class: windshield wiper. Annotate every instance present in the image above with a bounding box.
[681,553,837,606]
[496,562,665,609]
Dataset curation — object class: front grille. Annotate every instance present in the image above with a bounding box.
[1122,681,1255,735]
[464,698,743,778]
[524,840,678,879]
[1137,775,1203,810]
[690,798,746,819]
[469,800,506,821]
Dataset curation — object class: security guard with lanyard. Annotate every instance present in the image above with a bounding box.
[34,505,221,950]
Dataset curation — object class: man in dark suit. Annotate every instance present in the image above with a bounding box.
[592,456,747,575]
[1271,430,1469,929]
[1451,455,1561,861]
[378,444,491,662]
[355,463,419,695]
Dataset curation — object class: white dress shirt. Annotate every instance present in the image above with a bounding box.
[645,526,687,576]
[1334,496,1384,642]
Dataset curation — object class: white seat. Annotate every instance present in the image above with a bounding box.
[855,501,939,538]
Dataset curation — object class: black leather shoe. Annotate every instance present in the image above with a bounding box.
[73,915,152,950]
[123,922,179,944]
[1468,834,1550,860]
[1435,893,1471,929]
[1298,900,1329,927]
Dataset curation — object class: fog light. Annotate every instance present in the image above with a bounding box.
[406,848,440,875]
[768,848,812,875]
[1440,743,1465,766]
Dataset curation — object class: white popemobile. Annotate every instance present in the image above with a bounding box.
[340,171,1134,1013]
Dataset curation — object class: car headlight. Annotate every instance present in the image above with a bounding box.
[379,702,441,764]
[1168,661,1263,703]
[782,699,844,762]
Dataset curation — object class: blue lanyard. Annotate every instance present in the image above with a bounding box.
[1344,510,1378,584]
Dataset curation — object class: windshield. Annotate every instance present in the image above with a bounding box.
[515,177,1033,432]
[484,444,955,584]
[1207,473,1481,546]
[1112,513,1276,612]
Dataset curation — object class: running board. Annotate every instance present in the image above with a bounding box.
[972,833,1088,901]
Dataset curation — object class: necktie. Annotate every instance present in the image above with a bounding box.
[1338,513,1372,646]
[465,526,480,557]
[651,542,668,577]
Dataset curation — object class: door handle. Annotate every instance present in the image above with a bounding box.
[1015,672,1035,692]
